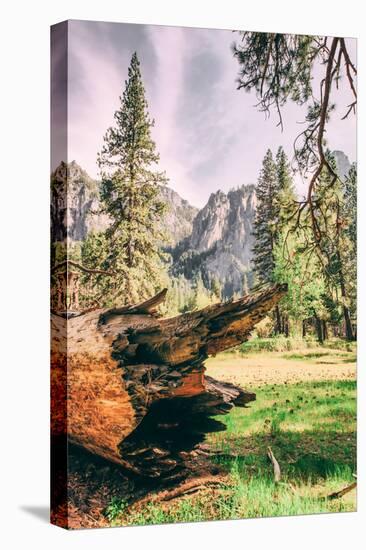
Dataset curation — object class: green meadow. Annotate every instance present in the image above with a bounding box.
[107,342,356,526]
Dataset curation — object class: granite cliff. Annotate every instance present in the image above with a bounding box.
[170,185,256,298]
[51,162,256,298]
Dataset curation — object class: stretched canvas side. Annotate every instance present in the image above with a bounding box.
[50,20,69,529]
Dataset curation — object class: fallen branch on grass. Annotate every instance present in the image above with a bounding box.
[327,481,357,500]
[133,476,228,506]
[160,481,225,502]
[267,446,281,483]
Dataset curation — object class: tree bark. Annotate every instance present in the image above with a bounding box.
[342,304,354,341]
[336,252,354,341]
[274,305,281,334]
[314,315,324,344]
[51,284,287,479]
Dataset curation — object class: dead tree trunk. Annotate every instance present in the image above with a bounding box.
[314,315,324,344]
[274,305,281,334]
[336,252,354,341]
[51,284,287,480]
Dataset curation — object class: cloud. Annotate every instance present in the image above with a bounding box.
[66,21,157,176]
[61,22,357,207]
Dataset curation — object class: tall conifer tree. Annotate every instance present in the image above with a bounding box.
[252,147,296,333]
[342,164,357,335]
[276,146,296,227]
[310,154,355,340]
[89,52,167,305]
[252,149,279,283]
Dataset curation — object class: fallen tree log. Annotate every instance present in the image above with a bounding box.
[51,284,287,481]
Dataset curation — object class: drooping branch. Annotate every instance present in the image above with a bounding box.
[340,38,357,99]
[51,259,116,276]
[306,37,339,242]
[233,32,357,249]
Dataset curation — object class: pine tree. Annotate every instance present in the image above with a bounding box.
[274,232,328,340]
[313,155,355,340]
[273,147,297,334]
[276,146,296,229]
[343,164,357,248]
[339,164,357,338]
[252,147,297,333]
[272,154,357,342]
[252,149,279,283]
[90,52,168,305]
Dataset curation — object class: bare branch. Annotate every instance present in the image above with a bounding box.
[52,259,116,276]
[267,446,281,482]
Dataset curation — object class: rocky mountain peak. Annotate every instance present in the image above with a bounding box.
[189,185,256,255]
[159,186,199,245]
[51,161,108,243]
[51,162,198,246]
[171,184,257,299]
[333,150,352,181]
[191,190,230,252]
[51,150,351,301]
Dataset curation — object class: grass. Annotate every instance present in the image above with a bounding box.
[106,345,357,527]
[105,497,128,522]
[283,351,357,363]
[238,336,356,355]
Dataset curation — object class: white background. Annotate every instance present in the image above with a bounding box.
[0,0,364,548]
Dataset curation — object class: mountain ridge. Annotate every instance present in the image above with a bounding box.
[51,151,352,299]
[170,184,257,298]
[51,161,198,246]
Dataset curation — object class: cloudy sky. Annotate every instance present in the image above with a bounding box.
[53,20,356,208]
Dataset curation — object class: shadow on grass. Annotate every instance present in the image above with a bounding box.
[211,429,356,482]
[284,352,330,361]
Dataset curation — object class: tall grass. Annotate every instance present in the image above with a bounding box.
[237,336,356,354]
[109,461,355,526]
